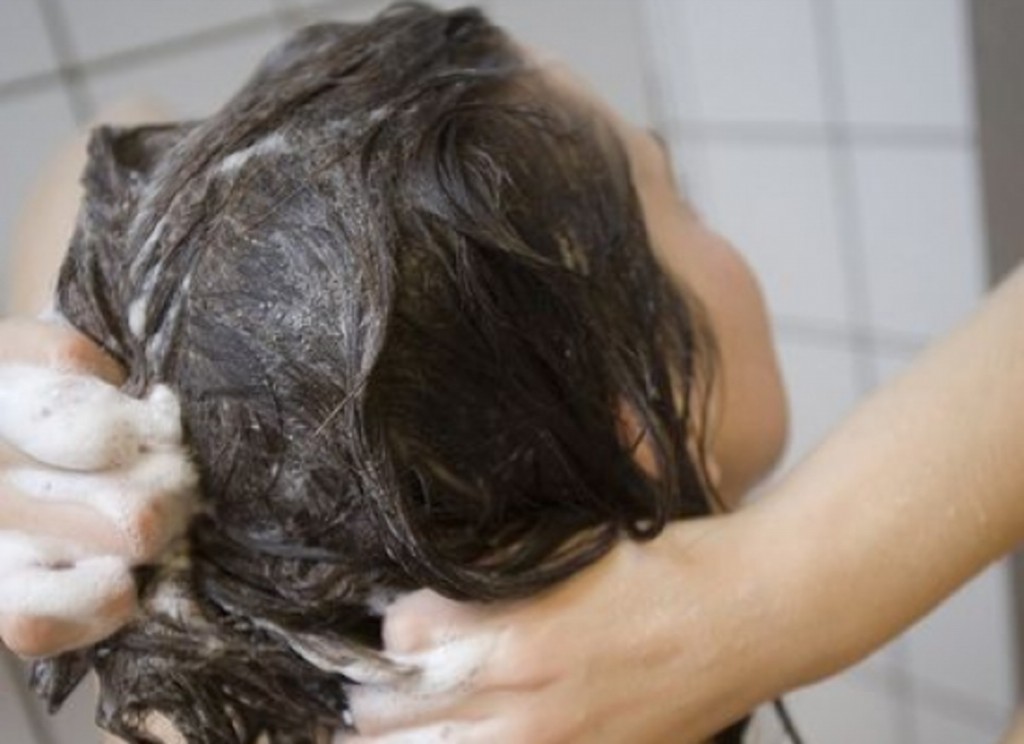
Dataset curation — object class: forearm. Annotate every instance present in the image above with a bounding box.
[744,264,1024,690]
[7,132,89,315]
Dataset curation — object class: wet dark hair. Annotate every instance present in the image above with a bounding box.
[31,4,750,743]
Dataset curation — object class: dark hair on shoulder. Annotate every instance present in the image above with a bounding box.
[33,3,737,742]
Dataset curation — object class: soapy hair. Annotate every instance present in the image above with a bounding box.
[33,4,749,742]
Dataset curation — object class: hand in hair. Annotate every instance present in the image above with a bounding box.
[349,263,1024,743]
[347,514,765,744]
[0,319,194,657]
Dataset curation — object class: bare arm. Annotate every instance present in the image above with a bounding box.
[348,264,1024,743]
[753,263,1024,689]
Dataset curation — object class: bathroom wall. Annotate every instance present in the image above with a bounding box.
[0,0,1013,742]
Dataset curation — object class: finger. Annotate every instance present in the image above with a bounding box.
[0,319,123,384]
[0,479,126,555]
[348,684,466,737]
[348,636,498,734]
[0,583,136,657]
[342,719,497,744]
[0,544,133,619]
[0,368,185,471]
[383,590,493,654]
[2,451,197,561]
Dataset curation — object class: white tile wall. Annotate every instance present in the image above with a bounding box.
[290,0,476,17]
[644,0,699,129]
[55,0,276,62]
[788,673,904,744]
[0,88,78,279]
[292,0,392,23]
[3,655,103,744]
[906,561,1017,714]
[0,0,60,84]
[666,136,712,213]
[278,0,332,7]
[852,144,987,339]
[488,0,652,126]
[774,336,861,469]
[649,0,826,126]
[870,346,920,387]
[0,2,1014,744]
[697,140,851,326]
[37,667,102,744]
[915,705,1008,744]
[0,653,39,744]
[85,27,285,120]
[831,0,975,130]
[850,631,913,685]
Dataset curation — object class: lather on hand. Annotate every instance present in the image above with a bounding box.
[0,318,197,657]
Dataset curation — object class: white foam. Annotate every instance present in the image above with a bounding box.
[129,215,168,279]
[345,635,496,731]
[0,530,80,567]
[128,242,166,341]
[0,363,199,625]
[254,617,414,686]
[366,586,402,616]
[144,572,204,627]
[0,530,132,620]
[392,634,495,696]
[0,363,199,557]
[0,365,185,470]
[145,272,192,363]
[218,132,289,174]
[4,448,197,557]
[334,724,461,743]
[128,297,147,339]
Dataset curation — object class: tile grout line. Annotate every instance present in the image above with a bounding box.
[648,0,714,212]
[843,661,1010,738]
[34,0,93,124]
[635,0,671,135]
[772,317,929,355]
[0,69,65,101]
[885,640,917,742]
[812,1,916,741]
[811,0,877,393]
[668,120,976,149]
[0,95,978,153]
[0,10,285,107]
[67,10,282,79]
[890,666,1013,732]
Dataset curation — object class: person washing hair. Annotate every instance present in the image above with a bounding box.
[3,6,786,742]
[2,3,1023,743]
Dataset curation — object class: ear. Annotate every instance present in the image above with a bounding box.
[55,123,191,365]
